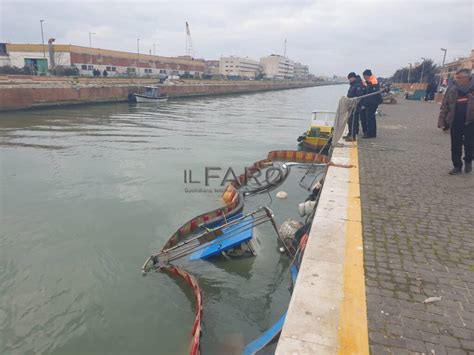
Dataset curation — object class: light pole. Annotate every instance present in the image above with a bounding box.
[420,57,426,83]
[88,32,95,69]
[438,48,447,89]
[40,19,46,62]
[408,63,412,83]
[137,38,140,76]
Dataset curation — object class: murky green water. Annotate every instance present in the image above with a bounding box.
[0,84,346,355]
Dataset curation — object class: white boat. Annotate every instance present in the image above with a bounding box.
[134,86,168,103]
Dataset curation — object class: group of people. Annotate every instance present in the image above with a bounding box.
[344,69,383,141]
[438,68,473,175]
[92,68,108,77]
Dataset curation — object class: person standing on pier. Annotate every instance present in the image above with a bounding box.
[438,68,474,175]
[344,72,365,141]
[362,69,382,138]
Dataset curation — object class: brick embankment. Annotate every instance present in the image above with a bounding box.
[0,76,334,111]
[359,99,474,354]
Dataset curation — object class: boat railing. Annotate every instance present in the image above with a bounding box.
[142,206,287,273]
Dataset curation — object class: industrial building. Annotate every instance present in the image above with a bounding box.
[204,60,220,77]
[294,62,309,80]
[260,54,295,80]
[0,43,205,77]
[219,56,261,79]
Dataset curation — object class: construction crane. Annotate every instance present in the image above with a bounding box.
[185,21,195,58]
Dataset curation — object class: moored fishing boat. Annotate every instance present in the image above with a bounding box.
[297,110,336,153]
[134,86,168,103]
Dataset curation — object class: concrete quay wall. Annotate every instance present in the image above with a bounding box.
[276,139,369,354]
[0,78,329,111]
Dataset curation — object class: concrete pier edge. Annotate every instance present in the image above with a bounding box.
[276,140,369,354]
[0,78,338,111]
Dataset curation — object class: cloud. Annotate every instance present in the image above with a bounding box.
[0,0,472,76]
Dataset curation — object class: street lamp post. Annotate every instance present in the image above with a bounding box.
[438,48,447,89]
[40,20,46,64]
[137,38,140,77]
[88,32,96,70]
[420,57,426,83]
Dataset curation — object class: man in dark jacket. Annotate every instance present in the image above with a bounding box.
[345,72,365,141]
[362,69,382,138]
[438,68,474,174]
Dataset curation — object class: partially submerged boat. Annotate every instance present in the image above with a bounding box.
[134,86,168,103]
[297,110,336,153]
[141,150,330,354]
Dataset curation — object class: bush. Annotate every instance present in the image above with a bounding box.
[52,65,79,76]
[0,65,33,75]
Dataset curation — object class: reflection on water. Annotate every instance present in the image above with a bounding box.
[0,85,346,354]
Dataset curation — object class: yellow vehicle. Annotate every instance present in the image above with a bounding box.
[297,110,336,153]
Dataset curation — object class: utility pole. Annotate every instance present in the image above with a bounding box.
[137,38,140,76]
[408,63,412,83]
[88,32,95,69]
[438,48,447,89]
[420,57,426,83]
[40,19,46,62]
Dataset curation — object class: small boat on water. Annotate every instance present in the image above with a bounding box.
[134,86,168,103]
[297,110,336,153]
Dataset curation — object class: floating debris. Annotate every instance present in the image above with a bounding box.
[423,296,442,304]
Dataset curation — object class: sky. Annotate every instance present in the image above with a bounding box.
[0,0,472,77]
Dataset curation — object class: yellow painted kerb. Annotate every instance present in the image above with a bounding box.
[337,144,370,354]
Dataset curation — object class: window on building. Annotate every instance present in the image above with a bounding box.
[81,65,87,70]
[111,67,116,71]
[106,66,111,71]
[87,65,93,70]
[127,68,136,73]
[159,69,166,74]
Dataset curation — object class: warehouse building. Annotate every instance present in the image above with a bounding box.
[260,54,294,80]
[0,43,205,77]
[219,56,261,79]
[294,62,310,80]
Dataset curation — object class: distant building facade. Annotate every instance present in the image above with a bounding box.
[260,54,294,80]
[293,62,309,80]
[0,43,205,77]
[204,60,220,76]
[439,49,474,82]
[219,56,261,79]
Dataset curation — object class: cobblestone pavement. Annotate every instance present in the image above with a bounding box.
[358,99,474,355]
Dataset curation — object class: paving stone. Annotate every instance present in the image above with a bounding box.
[359,100,474,353]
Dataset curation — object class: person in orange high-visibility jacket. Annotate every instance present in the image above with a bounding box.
[361,69,382,138]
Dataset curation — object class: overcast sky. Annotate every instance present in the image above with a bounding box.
[0,0,472,76]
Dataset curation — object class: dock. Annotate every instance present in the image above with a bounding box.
[0,76,335,111]
[277,98,474,354]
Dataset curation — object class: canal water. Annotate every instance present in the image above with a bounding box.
[0,84,346,355]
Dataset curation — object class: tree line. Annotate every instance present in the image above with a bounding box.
[390,59,438,84]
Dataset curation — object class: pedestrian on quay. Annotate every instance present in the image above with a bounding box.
[425,82,436,101]
[344,72,365,141]
[438,68,474,175]
[103,69,108,77]
[361,69,382,138]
